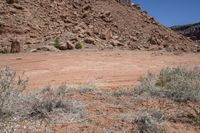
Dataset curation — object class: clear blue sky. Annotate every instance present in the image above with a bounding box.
[132,0,200,27]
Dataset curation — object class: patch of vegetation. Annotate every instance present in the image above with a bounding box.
[135,113,158,133]
[171,107,200,126]
[118,109,165,133]
[75,42,83,49]
[0,67,27,118]
[134,67,200,103]
[79,86,96,95]
[112,89,133,97]
[0,67,86,132]
[53,37,61,49]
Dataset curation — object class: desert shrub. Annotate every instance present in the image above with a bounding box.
[135,110,164,133]
[0,67,28,132]
[53,37,60,49]
[195,113,200,126]
[134,67,200,102]
[135,113,157,133]
[0,67,86,132]
[0,67,27,118]
[157,67,200,102]
[79,86,96,95]
[28,85,86,122]
[112,89,133,97]
[75,42,83,49]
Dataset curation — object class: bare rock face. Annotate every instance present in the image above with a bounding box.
[10,39,20,53]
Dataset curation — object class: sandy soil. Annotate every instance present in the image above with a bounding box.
[0,50,200,89]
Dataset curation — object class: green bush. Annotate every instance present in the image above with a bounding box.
[134,67,200,102]
[75,42,83,49]
[53,37,60,49]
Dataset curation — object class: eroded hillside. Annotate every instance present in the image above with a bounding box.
[0,0,199,53]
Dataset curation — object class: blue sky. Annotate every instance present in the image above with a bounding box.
[132,0,200,27]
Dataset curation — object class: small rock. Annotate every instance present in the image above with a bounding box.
[13,3,24,10]
[16,57,22,60]
[110,39,124,46]
[58,44,68,50]
[83,4,91,10]
[30,49,37,52]
[84,37,95,44]
[130,36,139,41]
[37,46,59,52]
[78,33,85,38]
[66,41,74,50]
[100,29,113,40]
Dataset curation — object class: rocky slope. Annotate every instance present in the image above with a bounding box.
[0,0,199,53]
[171,22,200,41]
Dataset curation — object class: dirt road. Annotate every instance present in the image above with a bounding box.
[0,50,200,89]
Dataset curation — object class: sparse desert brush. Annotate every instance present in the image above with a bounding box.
[28,85,86,122]
[134,67,200,102]
[0,67,86,132]
[0,66,28,132]
[134,110,164,133]
[0,66,28,118]
[111,88,133,97]
[120,109,165,133]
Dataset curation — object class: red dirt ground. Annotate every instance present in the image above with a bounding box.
[0,50,200,89]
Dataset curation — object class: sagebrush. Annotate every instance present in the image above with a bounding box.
[0,67,86,132]
[134,67,200,102]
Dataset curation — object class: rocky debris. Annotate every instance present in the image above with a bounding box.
[0,0,198,53]
[110,39,124,47]
[13,3,24,10]
[30,49,37,52]
[100,29,113,40]
[6,0,16,4]
[36,46,59,52]
[10,39,20,53]
[84,37,95,45]
[57,44,68,50]
[66,41,75,50]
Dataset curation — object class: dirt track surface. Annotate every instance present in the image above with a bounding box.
[0,50,200,89]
